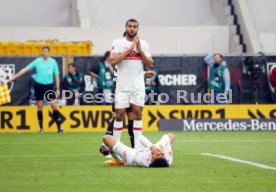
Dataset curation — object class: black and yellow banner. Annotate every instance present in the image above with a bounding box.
[0,105,275,133]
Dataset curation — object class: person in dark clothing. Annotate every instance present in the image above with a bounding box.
[62,63,85,105]
[98,51,114,104]
[10,46,64,133]
[144,67,159,105]
[204,53,230,104]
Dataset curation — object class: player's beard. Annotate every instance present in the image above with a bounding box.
[126,31,137,38]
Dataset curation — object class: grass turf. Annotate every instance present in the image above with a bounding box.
[0,132,275,192]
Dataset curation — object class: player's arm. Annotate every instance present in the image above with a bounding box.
[140,52,153,69]
[9,67,29,82]
[110,41,136,65]
[223,68,230,94]
[138,135,163,154]
[137,39,154,69]
[167,133,175,145]
[138,135,153,148]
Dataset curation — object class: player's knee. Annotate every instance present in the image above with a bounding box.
[115,112,124,121]
[102,135,111,144]
[132,111,142,120]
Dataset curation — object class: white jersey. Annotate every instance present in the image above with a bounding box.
[132,141,173,167]
[113,135,173,167]
[111,37,151,91]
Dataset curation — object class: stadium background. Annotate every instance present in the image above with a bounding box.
[0,0,275,132]
[0,1,275,192]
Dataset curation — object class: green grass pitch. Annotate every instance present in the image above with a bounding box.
[0,132,275,192]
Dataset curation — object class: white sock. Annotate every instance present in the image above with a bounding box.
[103,143,123,162]
[133,120,143,149]
[113,120,123,141]
[109,151,122,162]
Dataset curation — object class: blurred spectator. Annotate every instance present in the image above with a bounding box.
[89,60,100,93]
[29,74,36,100]
[204,53,230,104]
[62,63,85,105]
[270,66,276,93]
[98,51,114,104]
[144,67,159,105]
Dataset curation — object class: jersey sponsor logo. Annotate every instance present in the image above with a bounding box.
[144,105,276,131]
[182,119,276,131]
[125,51,142,60]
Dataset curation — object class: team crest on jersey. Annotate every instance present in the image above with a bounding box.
[125,51,142,60]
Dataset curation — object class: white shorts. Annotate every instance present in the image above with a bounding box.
[113,141,136,165]
[114,90,145,109]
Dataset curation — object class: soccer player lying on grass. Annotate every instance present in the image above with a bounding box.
[102,133,175,168]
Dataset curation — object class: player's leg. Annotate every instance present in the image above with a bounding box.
[113,91,129,141]
[99,110,115,156]
[49,101,63,133]
[130,90,145,148]
[102,135,118,150]
[102,135,136,166]
[113,108,126,141]
[106,103,116,136]
[126,109,134,148]
[106,79,117,136]
[34,82,45,133]
[36,100,44,133]
[102,135,124,166]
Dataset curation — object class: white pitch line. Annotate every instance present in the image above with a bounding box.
[202,153,276,171]
[177,139,276,143]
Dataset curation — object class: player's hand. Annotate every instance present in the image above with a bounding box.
[145,71,155,78]
[56,89,60,98]
[150,145,163,155]
[128,38,138,51]
[9,77,15,83]
[136,37,142,53]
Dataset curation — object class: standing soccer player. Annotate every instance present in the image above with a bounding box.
[110,19,154,152]
[10,46,64,133]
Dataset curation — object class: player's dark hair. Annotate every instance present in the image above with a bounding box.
[123,31,126,37]
[103,51,111,62]
[125,18,139,27]
[68,63,76,68]
[149,158,169,168]
[42,45,50,51]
